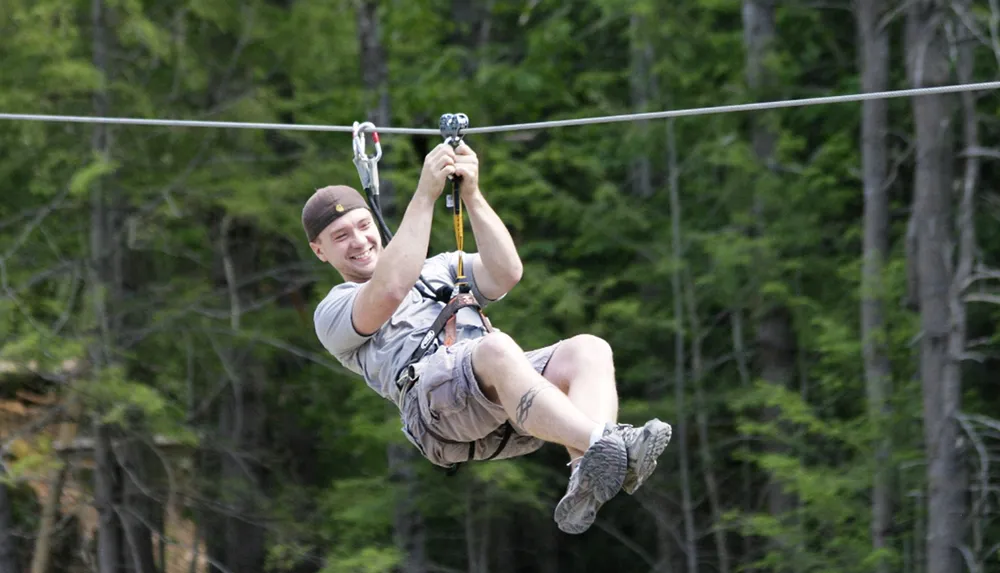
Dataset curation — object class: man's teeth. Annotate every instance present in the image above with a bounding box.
[351,248,373,260]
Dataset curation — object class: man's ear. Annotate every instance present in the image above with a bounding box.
[310,241,328,263]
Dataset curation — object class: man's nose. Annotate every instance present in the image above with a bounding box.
[348,229,367,247]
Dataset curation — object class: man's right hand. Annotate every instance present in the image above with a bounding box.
[351,144,453,336]
[416,143,457,200]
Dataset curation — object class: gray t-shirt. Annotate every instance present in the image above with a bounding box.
[314,251,499,407]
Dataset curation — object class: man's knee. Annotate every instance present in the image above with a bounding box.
[546,334,615,391]
[469,332,525,402]
[563,334,614,367]
[471,332,523,370]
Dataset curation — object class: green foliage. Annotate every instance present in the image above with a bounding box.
[1,0,999,572]
[318,546,402,573]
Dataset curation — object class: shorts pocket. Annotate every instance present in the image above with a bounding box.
[399,391,432,460]
[400,389,468,468]
[429,439,476,467]
[420,376,468,420]
[400,421,428,458]
[417,347,469,421]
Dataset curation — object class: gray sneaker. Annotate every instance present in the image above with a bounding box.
[553,424,628,535]
[613,419,672,494]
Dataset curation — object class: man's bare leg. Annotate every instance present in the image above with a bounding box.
[541,335,620,464]
[541,334,673,495]
[471,332,602,453]
[470,332,628,534]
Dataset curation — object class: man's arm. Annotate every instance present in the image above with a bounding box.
[352,144,454,335]
[455,144,523,301]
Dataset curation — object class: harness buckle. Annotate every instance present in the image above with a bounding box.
[352,121,382,192]
[396,363,420,394]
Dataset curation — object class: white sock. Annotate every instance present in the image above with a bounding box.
[588,424,606,447]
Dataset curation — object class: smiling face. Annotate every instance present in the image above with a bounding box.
[309,208,382,283]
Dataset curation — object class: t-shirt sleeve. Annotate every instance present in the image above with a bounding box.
[428,251,504,308]
[313,283,373,359]
[464,252,505,307]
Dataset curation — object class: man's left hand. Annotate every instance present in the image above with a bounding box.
[454,142,480,196]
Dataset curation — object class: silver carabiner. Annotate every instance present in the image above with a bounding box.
[352,121,382,194]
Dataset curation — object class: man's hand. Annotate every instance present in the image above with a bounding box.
[455,141,523,300]
[351,145,451,336]
[454,142,480,197]
[416,143,457,201]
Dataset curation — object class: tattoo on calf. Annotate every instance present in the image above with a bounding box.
[515,384,549,427]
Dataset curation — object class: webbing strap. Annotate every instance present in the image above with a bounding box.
[402,292,482,375]
[452,179,466,284]
[445,422,512,476]
[441,112,469,289]
[484,423,513,461]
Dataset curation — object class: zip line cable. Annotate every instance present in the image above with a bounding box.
[465,80,1000,134]
[0,113,439,135]
[1,81,999,135]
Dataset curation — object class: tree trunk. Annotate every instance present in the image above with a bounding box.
[532,514,558,573]
[905,3,965,573]
[914,489,925,573]
[491,509,513,573]
[685,273,730,573]
[212,219,267,573]
[730,308,756,570]
[198,448,223,573]
[954,5,982,564]
[0,472,20,573]
[388,446,426,573]
[653,510,677,573]
[31,396,83,573]
[95,423,123,573]
[741,0,797,524]
[207,352,267,573]
[356,4,428,572]
[86,0,156,560]
[667,118,698,573]
[356,0,395,216]
[630,12,653,199]
[118,416,158,573]
[463,484,492,573]
[449,0,489,77]
[219,375,267,573]
[90,0,126,570]
[30,465,68,573]
[856,1,894,569]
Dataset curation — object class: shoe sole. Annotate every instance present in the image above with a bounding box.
[623,420,673,495]
[554,435,627,535]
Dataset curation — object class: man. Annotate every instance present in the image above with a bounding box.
[304,141,672,534]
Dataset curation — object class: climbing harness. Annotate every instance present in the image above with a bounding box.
[352,114,512,475]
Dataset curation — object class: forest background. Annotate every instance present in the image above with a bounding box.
[1,0,998,572]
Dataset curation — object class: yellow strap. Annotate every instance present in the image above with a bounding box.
[454,195,465,279]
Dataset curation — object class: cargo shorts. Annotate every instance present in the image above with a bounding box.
[398,336,560,468]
